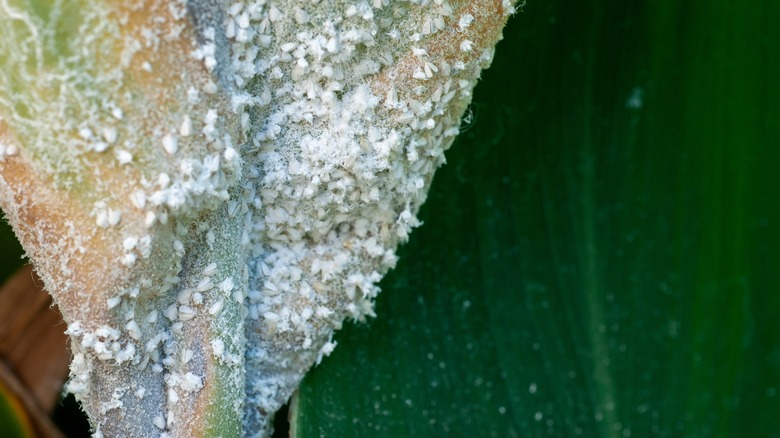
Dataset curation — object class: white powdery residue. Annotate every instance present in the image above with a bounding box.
[123,236,138,251]
[211,339,225,358]
[107,209,121,226]
[503,0,517,16]
[180,115,192,136]
[196,277,214,292]
[144,211,157,228]
[99,388,125,414]
[173,240,185,255]
[107,296,122,310]
[180,372,203,393]
[202,262,218,276]
[95,210,109,228]
[182,349,194,364]
[102,127,118,144]
[125,320,141,340]
[219,277,235,294]
[178,306,196,321]
[208,300,224,316]
[114,342,136,364]
[164,304,178,321]
[203,109,218,136]
[130,190,146,209]
[0,143,18,161]
[145,333,164,353]
[229,0,502,420]
[66,353,90,395]
[162,134,179,155]
[168,388,179,404]
[178,289,192,305]
[154,415,166,430]
[121,253,137,267]
[458,13,474,31]
[316,339,337,365]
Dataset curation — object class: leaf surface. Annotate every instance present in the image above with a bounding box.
[292,1,780,436]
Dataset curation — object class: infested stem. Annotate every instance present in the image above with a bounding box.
[0,0,517,435]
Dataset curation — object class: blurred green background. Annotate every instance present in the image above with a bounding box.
[3,0,780,436]
[292,1,780,437]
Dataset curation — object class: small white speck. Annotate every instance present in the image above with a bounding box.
[180,372,203,392]
[121,253,137,267]
[116,150,133,165]
[102,127,118,144]
[178,306,196,321]
[208,300,223,316]
[626,87,644,109]
[180,115,192,136]
[187,87,199,104]
[295,8,309,24]
[412,47,428,58]
[211,339,224,357]
[158,173,170,188]
[237,13,250,29]
[108,209,121,226]
[130,191,146,209]
[164,304,178,321]
[220,278,235,294]
[123,235,138,251]
[178,289,192,305]
[326,37,339,53]
[95,211,109,228]
[460,40,474,52]
[269,6,282,22]
[196,277,214,292]
[162,134,178,155]
[126,321,141,340]
[144,211,157,228]
[107,297,121,310]
[224,147,238,162]
[203,263,218,276]
[458,13,474,31]
[441,1,454,15]
[422,17,433,34]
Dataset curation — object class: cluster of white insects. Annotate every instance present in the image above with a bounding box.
[0,0,514,435]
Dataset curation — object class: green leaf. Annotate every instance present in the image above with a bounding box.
[292,1,780,436]
[0,383,33,438]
